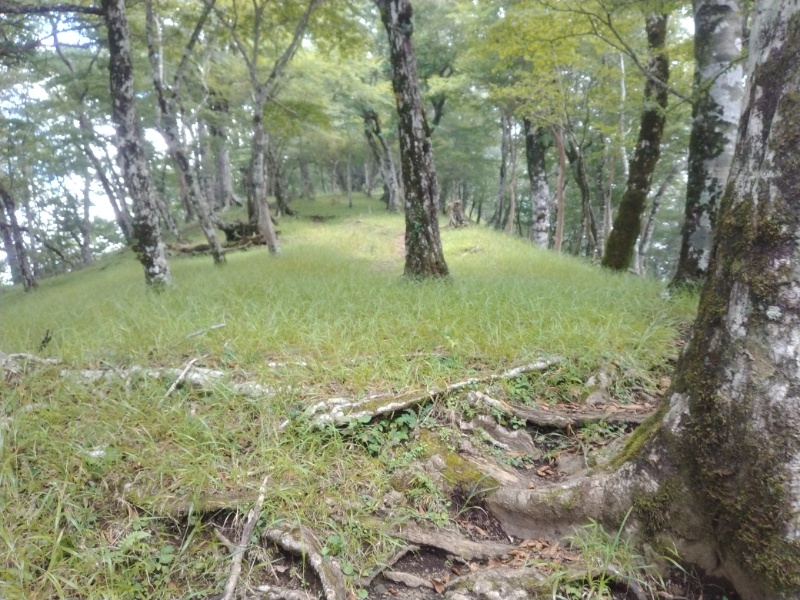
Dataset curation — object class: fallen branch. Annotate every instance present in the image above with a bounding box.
[221,474,271,600]
[184,323,226,340]
[303,357,563,428]
[8,353,60,365]
[261,525,346,600]
[62,365,281,398]
[164,358,199,398]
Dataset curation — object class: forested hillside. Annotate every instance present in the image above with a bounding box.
[4,1,800,599]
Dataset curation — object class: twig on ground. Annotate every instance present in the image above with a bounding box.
[221,474,271,600]
[214,528,237,553]
[261,525,346,600]
[164,358,199,398]
[184,323,226,340]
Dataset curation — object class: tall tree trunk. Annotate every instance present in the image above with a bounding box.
[102,0,172,288]
[602,12,670,271]
[524,119,551,248]
[300,157,315,199]
[663,2,800,592]
[268,135,294,217]
[376,0,448,278]
[671,0,744,288]
[0,183,35,290]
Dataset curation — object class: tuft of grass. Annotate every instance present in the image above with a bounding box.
[0,193,697,597]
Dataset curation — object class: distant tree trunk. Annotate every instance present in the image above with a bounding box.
[602,12,670,271]
[552,124,567,253]
[0,182,36,291]
[267,135,294,217]
[252,99,280,254]
[671,0,744,288]
[78,177,93,265]
[491,113,510,228]
[300,157,315,199]
[208,91,241,209]
[633,158,686,275]
[102,0,172,288]
[145,0,225,265]
[524,119,551,248]
[566,137,598,257]
[504,119,518,235]
[363,109,402,212]
[376,0,448,278]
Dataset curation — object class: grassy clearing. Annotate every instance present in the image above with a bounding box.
[0,193,697,598]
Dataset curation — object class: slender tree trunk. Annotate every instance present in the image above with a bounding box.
[602,12,670,271]
[78,176,93,265]
[524,119,551,248]
[376,0,448,278]
[208,92,241,209]
[566,138,598,257]
[491,113,510,228]
[504,119,518,235]
[552,124,567,253]
[102,0,171,288]
[145,0,224,264]
[671,0,744,288]
[363,109,401,212]
[300,157,315,199]
[252,98,280,254]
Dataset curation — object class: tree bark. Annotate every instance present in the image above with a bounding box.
[102,0,172,288]
[490,113,510,229]
[602,12,670,271]
[0,182,36,290]
[524,119,551,248]
[0,203,22,284]
[376,0,448,278]
[671,0,744,288]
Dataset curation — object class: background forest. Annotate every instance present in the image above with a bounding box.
[0,0,720,286]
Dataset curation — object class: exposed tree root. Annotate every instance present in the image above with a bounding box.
[303,357,563,428]
[252,584,314,599]
[356,545,419,588]
[394,521,515,561]
[261,525,346,600]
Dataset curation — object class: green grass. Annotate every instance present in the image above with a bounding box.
[0,193,697,598]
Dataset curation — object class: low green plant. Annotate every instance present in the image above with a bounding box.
[550,510,660,599]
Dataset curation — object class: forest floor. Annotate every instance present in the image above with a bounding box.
[0,194,734,600]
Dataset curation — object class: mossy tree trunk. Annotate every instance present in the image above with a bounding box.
[661,2,800,594]
[102,0,172,289]
[601,12,669,271]
[376,0,449,279]
[671,0,744,288]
